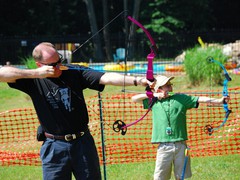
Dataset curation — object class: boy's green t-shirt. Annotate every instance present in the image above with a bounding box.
[143,94,198,143]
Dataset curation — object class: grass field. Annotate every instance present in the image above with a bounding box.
[0,155,239,180]
[0,73,239,180]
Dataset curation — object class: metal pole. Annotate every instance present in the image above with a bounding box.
[98,92,107,180]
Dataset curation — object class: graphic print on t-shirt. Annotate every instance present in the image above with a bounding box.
[46,87,72,112]
[59,88,71,111]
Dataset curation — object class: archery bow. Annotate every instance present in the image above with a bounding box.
[113,16,158,135]
[205,56,232,135]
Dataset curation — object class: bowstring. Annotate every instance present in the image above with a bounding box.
[197,58,218,135]
[119,13,132,127]
[209,59,215,134]
[72,10,129,55]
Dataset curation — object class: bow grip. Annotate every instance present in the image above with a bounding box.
[146,90,153,98]
[225,110,232,119]
[224,73,232,81]
[146,53,155,82]
[223,96,229,104]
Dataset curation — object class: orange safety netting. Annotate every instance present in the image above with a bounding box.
[0,88,239,166]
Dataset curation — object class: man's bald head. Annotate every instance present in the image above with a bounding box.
[32,42,57,62]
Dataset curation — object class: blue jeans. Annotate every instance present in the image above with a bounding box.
[40,131,101,180]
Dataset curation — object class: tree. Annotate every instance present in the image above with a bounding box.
[102,0,112,61]
[83,0,104,61]
[1,0,240,62]
[126,0,142,59]
[140,0,212,57]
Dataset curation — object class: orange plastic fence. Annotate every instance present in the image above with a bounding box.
[0,88,239,166]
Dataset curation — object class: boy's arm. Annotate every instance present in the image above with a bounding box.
[131,94,148,104]
[132,92,167,104]
[198,96,229,104]
[0,66,54,82]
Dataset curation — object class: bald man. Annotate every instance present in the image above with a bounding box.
[6,42,148,180]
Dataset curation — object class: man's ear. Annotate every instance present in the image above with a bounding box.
[35,61,41,67]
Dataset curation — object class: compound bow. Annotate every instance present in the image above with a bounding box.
[205,56,232,135]
[113,16,158,135]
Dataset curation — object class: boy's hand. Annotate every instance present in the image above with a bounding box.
[154,92,170,99]
[146,78,156,89]
[222,96,230,103]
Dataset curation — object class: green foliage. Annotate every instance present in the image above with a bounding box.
[146,11,184,35]
[141,0,213,58]
[144,0,211,36]
[184,45,227,86]
[20,56,37,69]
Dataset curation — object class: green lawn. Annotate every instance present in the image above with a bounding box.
[0,155,239,180]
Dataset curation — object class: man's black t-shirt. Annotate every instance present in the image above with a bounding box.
[8,67,105,135]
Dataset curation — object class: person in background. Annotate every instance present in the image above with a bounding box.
[131,75,229,180]
[1,42,148,180]
[6,61,11,66]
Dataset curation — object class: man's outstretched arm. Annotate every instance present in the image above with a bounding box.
[0,66,54,82]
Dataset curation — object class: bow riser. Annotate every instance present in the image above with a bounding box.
[146,53,155,82]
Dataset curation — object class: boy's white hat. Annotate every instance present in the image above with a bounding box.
[154,75,174,91]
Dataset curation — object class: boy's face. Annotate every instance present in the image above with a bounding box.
[156,81,173,94]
